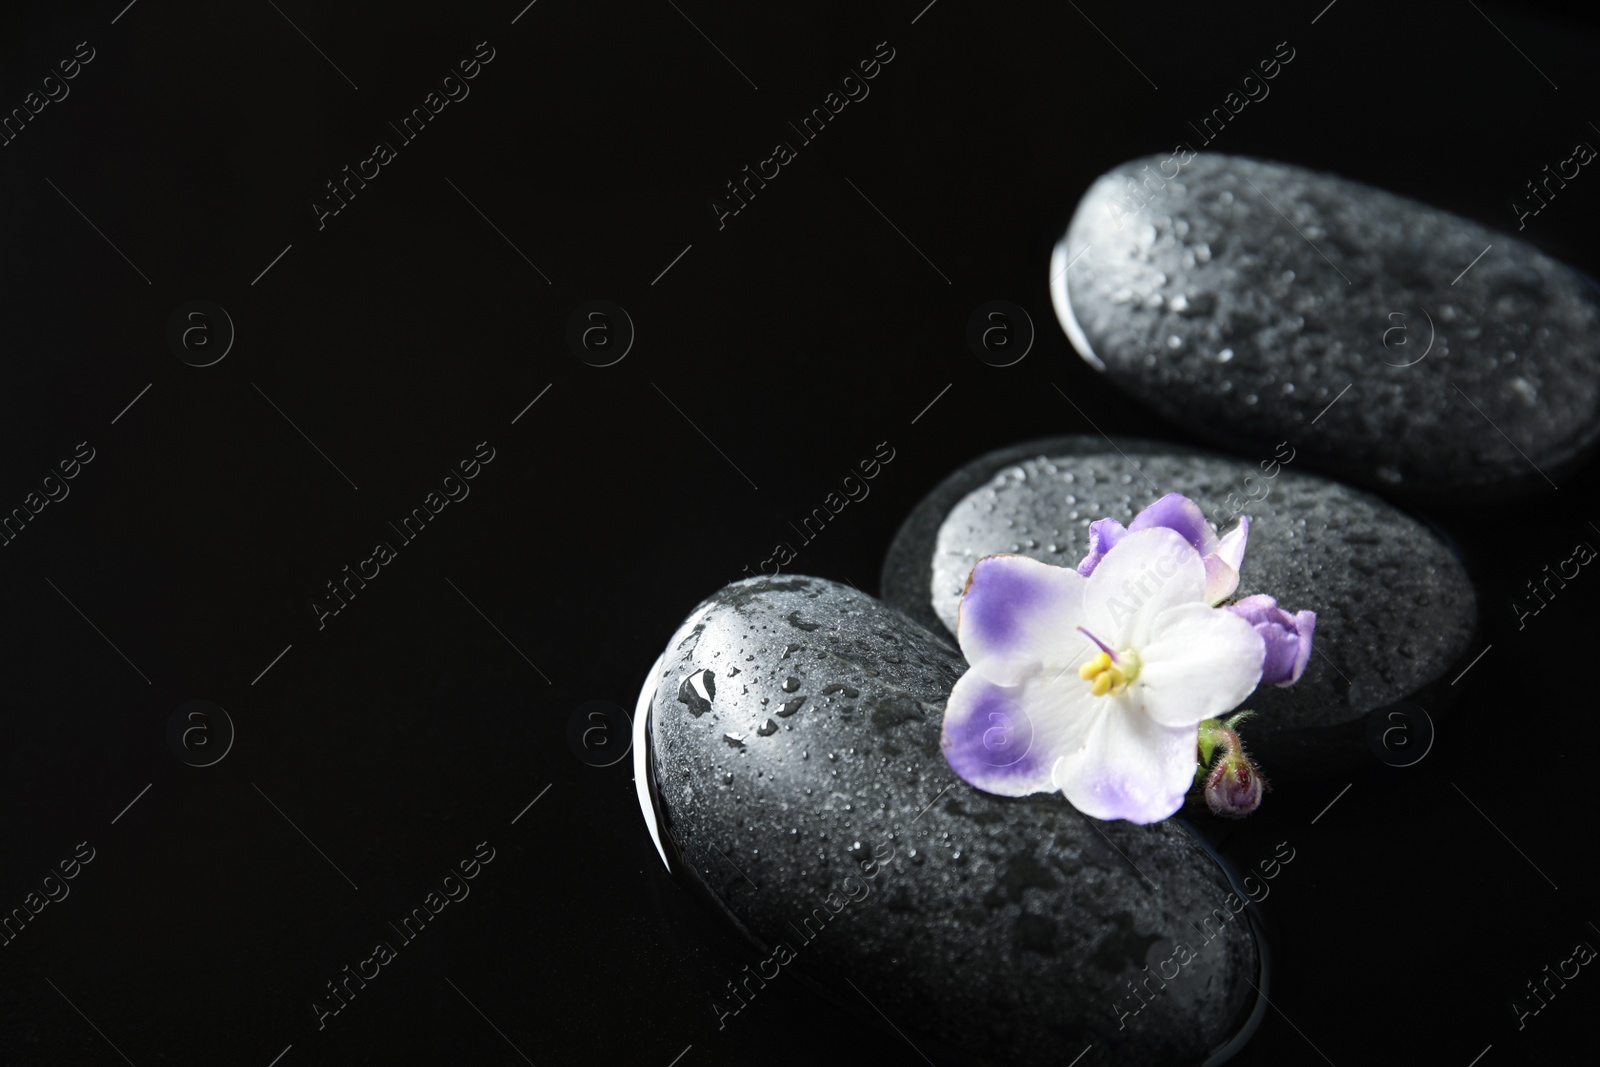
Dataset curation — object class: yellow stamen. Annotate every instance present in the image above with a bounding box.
[1079,652,1112,680]
[1081,648,1140,697]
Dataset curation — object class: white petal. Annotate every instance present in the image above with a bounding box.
[940,668,1099,796]
[1137,602,1265,728]
[1203,555,1240,605]
[1082,527,1207,647]
[957,554,1089,685]
[1052,702,1199,824]
[1216,516,1250,571]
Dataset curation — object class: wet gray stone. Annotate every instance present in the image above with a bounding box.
[640,576,1264,1066]
[1051,153,1600,497]
[880,437,1478,767]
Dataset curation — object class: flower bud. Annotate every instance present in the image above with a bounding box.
[1226,594,1317,686]
[1204,750,1265,818]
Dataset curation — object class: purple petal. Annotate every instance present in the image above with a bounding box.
[1287,610,1317,686]
[1257,619,1305,686]
[1076,517,1128,577]
[939,670,1093,797]
[957,554,1087,686]
[1128,493,1220,556]
[1225,595,1315,687]
[1227,594,1280,626]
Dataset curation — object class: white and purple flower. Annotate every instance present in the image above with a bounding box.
[940,493,1317,824]
[939,527,1266,823]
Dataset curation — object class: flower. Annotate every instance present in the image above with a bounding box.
[940,527,1266,823]
[1077,493,1249,606]
[1226,594,1317,687]
[1197,717,1266,818]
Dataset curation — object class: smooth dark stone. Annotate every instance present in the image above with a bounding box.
[639,576,1264,1066]
[1051,153,1600,497]
[879,437,1478,767]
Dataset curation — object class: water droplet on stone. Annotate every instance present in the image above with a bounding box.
[676,669,716,716]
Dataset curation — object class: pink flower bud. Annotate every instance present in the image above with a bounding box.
[1204,751,1265,818]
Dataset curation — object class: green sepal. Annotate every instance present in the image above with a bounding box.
[1223,709,1255,731]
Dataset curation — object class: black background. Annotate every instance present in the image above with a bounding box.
[2,1,1598,1064]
